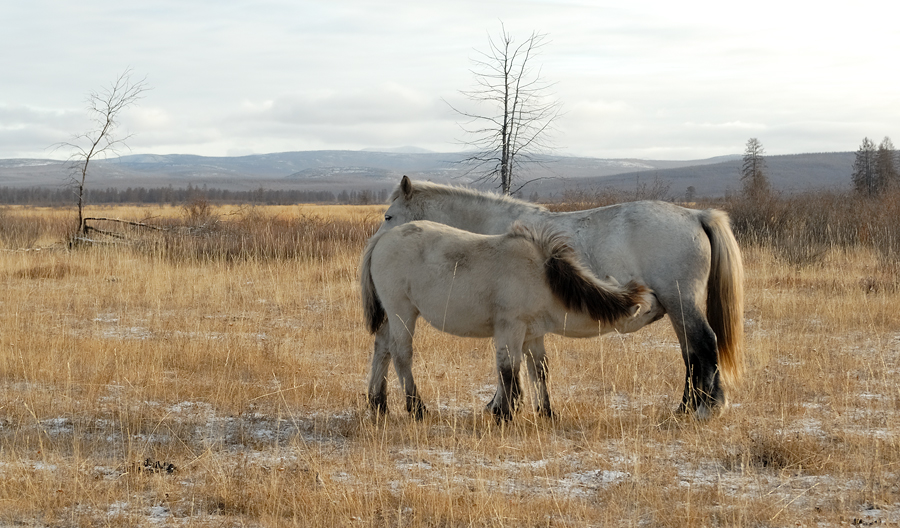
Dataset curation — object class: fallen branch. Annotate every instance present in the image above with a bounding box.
[83,217,169,232]
[84,224,129,240]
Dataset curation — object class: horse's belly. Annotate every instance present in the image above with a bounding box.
[420,311,495,338]
[544,314,603,339]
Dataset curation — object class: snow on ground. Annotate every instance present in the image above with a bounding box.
[4,394,900,525]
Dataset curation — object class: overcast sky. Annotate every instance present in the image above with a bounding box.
[2,1,898,161]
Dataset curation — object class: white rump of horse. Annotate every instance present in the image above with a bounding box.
[361,220,655,421]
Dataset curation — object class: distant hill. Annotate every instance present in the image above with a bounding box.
[361,146,435,154]
[0,150,855,198]
[541,152,856,199]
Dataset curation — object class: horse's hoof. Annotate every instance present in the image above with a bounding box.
[677,401,725,421]
[533,403,554,420]
[368,394,388,416]
[408,402,427,421]
[490,406,514,424]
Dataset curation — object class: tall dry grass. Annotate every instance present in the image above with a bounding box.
[723,190,900,272]
[0,196,898,526]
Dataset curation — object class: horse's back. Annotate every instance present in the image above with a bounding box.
[555,201,713,295]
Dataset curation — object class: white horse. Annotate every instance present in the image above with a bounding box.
[371,176,745,419]
[361,220,655,421]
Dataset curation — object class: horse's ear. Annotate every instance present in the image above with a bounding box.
[400,175,413,200]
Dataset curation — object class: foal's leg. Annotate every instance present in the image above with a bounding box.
[524,336,553,418]
[366,323,393,415]
[489,327,526,422]
[389,314,426,420]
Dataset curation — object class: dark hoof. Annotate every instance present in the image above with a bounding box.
[368,393,388,416]
[490,405,514,424]
[677,401,725,421]
[406,396,427,420]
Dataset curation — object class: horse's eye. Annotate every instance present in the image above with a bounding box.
[384,214,393,221]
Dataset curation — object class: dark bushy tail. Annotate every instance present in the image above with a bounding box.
[360,230,387,334]
[699,209,745,390]
[512,223,649,324]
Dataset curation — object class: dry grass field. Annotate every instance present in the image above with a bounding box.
[1,200,899,526]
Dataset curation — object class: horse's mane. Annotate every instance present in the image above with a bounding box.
[390,179,548,213]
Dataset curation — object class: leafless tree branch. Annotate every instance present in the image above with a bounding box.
[52,68,149,237]
[446,23,561,194]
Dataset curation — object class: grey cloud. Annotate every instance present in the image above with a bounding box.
[3,1,899,160]
[232,87,451,127]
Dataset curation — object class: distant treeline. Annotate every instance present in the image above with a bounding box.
[0,185,391,206]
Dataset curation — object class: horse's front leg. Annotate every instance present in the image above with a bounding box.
[389,316,427,420]
[367,323,393,415]
[524,336,553,418]
[488,327,525,422]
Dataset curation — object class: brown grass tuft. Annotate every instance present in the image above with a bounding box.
[15,261,82,279]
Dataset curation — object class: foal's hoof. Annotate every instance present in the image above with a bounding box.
[368,394,388,416]
[407,398,427,421]
[487,404,514,424]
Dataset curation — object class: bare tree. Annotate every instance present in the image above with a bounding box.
[448,24,561,195]
[852,137,879,196]
[55,69,148,237]
[740,138,770,199]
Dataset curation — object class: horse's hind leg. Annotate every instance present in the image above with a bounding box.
[671,307,725,419]
[389,315,427,420]
[524,336,553,418]
[367,323,393,415]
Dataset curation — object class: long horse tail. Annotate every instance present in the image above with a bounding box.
[360,229,388,334]
[511,223,650,325]
[699,209,745,390]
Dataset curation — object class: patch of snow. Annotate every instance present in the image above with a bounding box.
[41,417,72,436]
[107,501,129,517]
[777,417,825,438]
[560,468,630,492]
[101,326,153,340]
[93,465,121,480]
[30,461,59,472]
[3,160,60,168]
[93,313,119,323]
[398,448,456,466]
[252,428,275,441]
[148,505,172,523]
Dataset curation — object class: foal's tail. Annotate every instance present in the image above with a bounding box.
[360,229,387,334]
[512,223,650,325]
[699,209,745,390]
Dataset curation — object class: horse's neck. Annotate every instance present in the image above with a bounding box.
[429,195,546,233]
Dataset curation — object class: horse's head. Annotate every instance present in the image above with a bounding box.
[378,175,446,237]
[380,176,419,228]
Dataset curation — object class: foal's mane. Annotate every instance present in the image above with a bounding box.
[390,179,548,213]
[508,222,648,325]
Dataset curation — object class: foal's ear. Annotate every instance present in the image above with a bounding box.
[400,175,413,200]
